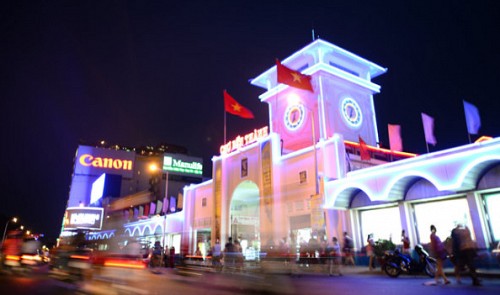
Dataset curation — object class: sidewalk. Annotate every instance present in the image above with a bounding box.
[302,264,500,279]
[249,261,500,278]
[179,258,500,278]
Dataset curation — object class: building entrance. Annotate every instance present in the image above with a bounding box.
[229,180,260,260]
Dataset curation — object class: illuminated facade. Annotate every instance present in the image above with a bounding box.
[182,39,500,261]
[61,144,203,253]
[62,40,500,263]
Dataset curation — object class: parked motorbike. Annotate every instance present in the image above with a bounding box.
[382,244,436,278]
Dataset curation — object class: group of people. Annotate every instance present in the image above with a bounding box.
[211,237,244,271]
[324,232,357,276]
[428,223,481,286]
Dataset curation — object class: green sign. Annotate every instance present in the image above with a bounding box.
[163,154,203,176]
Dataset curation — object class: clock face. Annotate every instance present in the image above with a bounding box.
[341,97,363,128]
[284,104,305,131]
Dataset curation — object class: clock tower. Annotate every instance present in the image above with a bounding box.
[251,39,386,154]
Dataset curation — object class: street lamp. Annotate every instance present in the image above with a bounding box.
[1,217,18,249]
[149,161,169,266]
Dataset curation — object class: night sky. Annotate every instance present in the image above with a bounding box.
[1,1,499,242]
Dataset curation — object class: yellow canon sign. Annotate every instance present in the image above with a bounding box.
[79,154,133,171]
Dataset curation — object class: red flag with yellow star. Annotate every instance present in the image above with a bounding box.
[224,90,254,119]
[276,59,314,92]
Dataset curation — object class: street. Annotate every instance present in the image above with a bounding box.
[1,264,499,295]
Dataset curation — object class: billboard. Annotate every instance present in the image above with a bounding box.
[74,145,135,178]
[90,173,122,205]
[162,153,203,177]
[63,207,104,230]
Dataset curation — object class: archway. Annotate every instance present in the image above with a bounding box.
[229,180,260,260]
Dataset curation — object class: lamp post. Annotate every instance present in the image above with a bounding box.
[1,217,18,249]
[149,162,168,266]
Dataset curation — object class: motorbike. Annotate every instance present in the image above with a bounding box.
[382,244,436,278]
[49,247,93,282]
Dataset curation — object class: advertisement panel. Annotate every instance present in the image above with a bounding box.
[74,145,135,178]
[90,173,122,205]
[162,153,203,177]
[63,207,104,230]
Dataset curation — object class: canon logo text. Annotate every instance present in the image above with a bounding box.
[79,154,133,171]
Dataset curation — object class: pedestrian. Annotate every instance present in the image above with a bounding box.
[163,245,169,267]
[430,225,450,285]
[234,239,244,271]
[401,229,411,254]
[366,234,375,271]
[195,246,202,256]
[224,237,235,269]
[307,235,320,265]
[212,238,222,268]
[327,237,342,276]
[288,232,299,275]
[169,246,175,268]
[343,232,355,266]
[451,223,480,286]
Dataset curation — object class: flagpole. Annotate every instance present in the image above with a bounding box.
[224,108,227,144]
[425,141,429,154]
[311,111,319,195]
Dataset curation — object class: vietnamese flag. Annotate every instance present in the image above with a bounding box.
[224,90,254,119]
[359,136,371,161]
[276,59,314,92]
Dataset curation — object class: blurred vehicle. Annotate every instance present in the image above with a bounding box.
[49,246,94,281]
[1,230,26,270]
[19,237,44,268]
[148,241,163,268]
[88,251,149,293]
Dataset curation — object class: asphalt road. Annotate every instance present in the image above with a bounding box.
[1,265,499,295]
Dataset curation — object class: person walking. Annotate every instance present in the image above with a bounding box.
[224,237,235,270]
[451,223,480,286]
[169,246,175,268]
[327,237,342,276]
[211,238,222,270]
[307,235,320,265]
[289,232,299,276]
[366,234,376,271]
[401,229,411,255]
[343,232,355,266]
[430,225,450,285]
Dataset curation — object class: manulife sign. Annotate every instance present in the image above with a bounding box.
[162,154,203,176]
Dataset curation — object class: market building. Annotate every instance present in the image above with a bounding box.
[182,38,500,262]
[60,39,500,265]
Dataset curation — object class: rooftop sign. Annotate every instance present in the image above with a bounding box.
[220,126,269,155]
[162,153,203,176]
[74,145,135,178]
